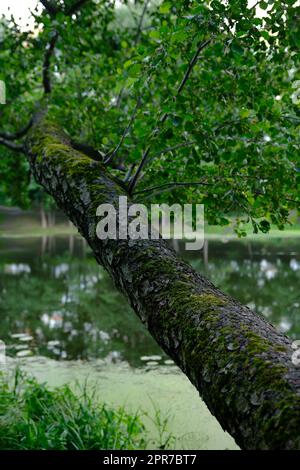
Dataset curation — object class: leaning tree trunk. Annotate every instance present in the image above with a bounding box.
[26,120,300,450]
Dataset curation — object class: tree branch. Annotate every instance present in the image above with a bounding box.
[132,180,212,199]
[105,96,141,166]
[42,31,59,94]
[177,38,211,96]
[71,140,103,160]
[123,163,136,183]
[150,140,197,160]
[0,137,25,153]
[134,0,151,45]
[128,147,151,194]
[0,118,33,141]
[71,140,126,171]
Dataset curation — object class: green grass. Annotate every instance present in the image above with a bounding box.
[205,221,300,240]
[0,225,77,238]
[0,369,172,450]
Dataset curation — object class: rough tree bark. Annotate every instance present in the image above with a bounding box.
[26,119,300,450]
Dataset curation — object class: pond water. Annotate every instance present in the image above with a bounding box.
[1,234,300,449]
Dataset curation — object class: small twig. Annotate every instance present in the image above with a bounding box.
[134,0,151,45]
[105,96,141,166]
[213,117,252,133]
[282,114,300,123]
[71,140,126,171]
[150,141,197,161]
[177,38,211,96]
[132,180,212,199]
[123,163,136,183]
[249,0,261,11]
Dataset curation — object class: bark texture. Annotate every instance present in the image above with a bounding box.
[26,120,300,450]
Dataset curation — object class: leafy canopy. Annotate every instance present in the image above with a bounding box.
[0,0,299,234]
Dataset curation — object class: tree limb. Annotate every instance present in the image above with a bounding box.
[0,137,25,153]
[123,163,136,183]
[43,31,59,95]
[0,118,33,141]
[150,140,197,160]
[71,140,126,171]
[134,0,151,45]
[177,38,211,96]
[128,147,151,194]
[132,180,212,199]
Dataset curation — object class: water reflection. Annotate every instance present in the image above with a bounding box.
[0,235,299,366]
[186,238,300,339]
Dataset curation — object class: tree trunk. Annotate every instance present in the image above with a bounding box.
[40,204,47,229]
[26,119,300,450]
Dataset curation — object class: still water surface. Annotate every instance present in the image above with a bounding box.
[1,235,299,449]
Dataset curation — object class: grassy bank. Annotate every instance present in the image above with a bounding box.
[1,223,300,240]
[0,369,172,450]
[205,221,300,240]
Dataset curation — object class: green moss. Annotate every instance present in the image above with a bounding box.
[191,293,228,308]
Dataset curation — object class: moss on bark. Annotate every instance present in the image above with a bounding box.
[26,120,300,450]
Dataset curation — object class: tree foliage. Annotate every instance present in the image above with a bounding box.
[0,0,299,233]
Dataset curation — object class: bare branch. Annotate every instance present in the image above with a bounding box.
[135,0,151,45]
[177,38,212,96]
[0,137,25,153]
[71,140,103,160]
[105,96,141,166]
[123,163,136,183]
[282,114,300,123]
[71,140,126,171]
[128,147,150,195]
[151,140,197,160]
[132,180,212,199]
[0,118,33,141]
